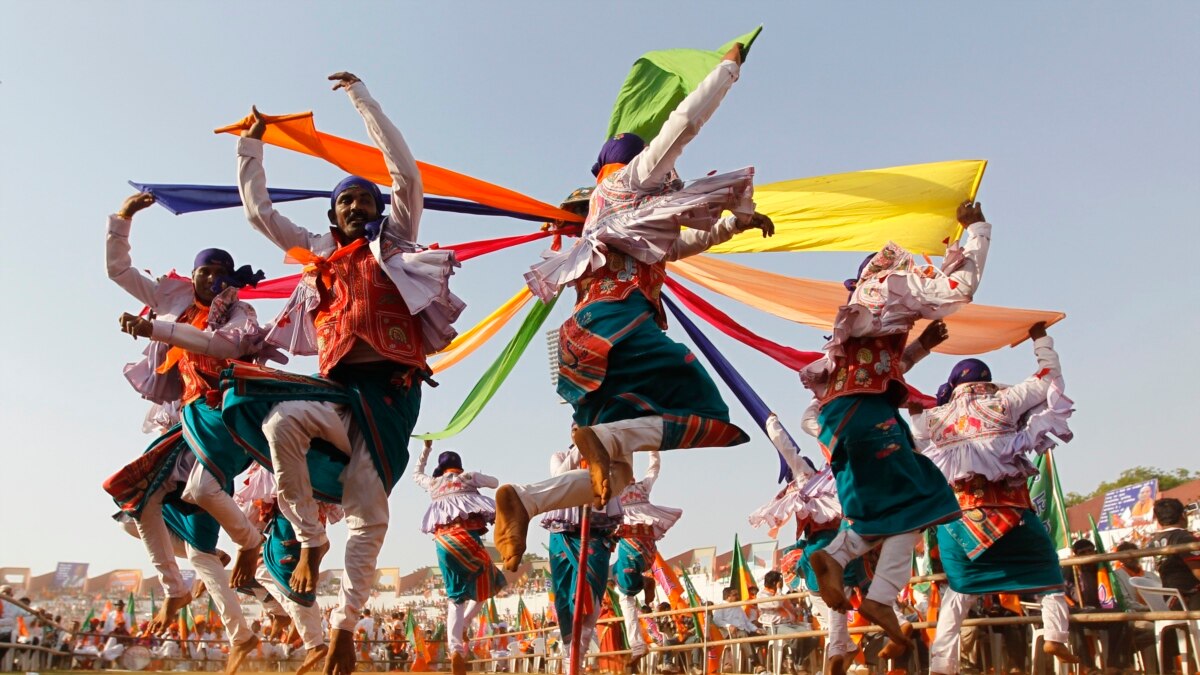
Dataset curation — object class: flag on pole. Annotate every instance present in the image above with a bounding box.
[1088,515,1127,611]
[125,591,136,628]
[405,611,430,671]
[728,534,754,601]
[1028,450,1072,551]
[81,608,95,629]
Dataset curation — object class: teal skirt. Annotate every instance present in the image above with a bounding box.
[612,537,652,596]
[262,513,315,607]
[435,527,507,604]
[937,510,1065,595]
[181,399,253,495]
[558,293,748,451]
[221,363,421,500]
[818,394,960,536]
[550,530,615,638]
[795,528,868,592]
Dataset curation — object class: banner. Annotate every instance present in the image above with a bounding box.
[108,570,142,594]
[178,569,197,593]
[1097,479,1158,531]
[692,547,717,577]
[749,541,778,572]
[53,562,89,590]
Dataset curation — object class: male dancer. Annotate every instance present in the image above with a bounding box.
[412,441,506,675]
[226,71,464,673]
[498,44,774,569]
[801,203,991,654]
[104,191,268,672]
[612,451,681,668]
[910,323,1078,672]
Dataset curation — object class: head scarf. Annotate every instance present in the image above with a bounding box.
[591,133,646,177]
[332,175,386,240]
[193,248,265,292]
[936,358,992,406]
[432,450,463,478]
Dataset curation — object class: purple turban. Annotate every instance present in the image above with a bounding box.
[936,358,992,406]
[591,133,646,177]
[331,175,385,214]
[844,253,877,299]
[432,450,463,478]
[192,247,264,292]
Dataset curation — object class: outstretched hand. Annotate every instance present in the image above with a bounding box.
[918,320,949,351]
[328,71,362,91]
[1029,321,1048,340]
[956,200,985,227]
[243,106,267,140]
[741,212,775,238]
[722,42,745,65]
[117,193,155,220]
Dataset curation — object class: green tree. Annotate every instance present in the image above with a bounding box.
[1064,466,1198,508]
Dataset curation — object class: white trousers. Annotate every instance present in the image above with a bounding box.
[809,593,856,659]
[619,593,646,656]
[262,400,353,548]
[254,564,325,650]
[511,417,664,517]
[823,529,919,605]
[133,482,189,598]
[564,612,600,671]
[330,415,390,633]
[929,590,1068,674]
[447,599,482,656]
[187,544,253,646]
[180,462,263,551]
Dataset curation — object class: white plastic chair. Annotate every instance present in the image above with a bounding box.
[1129,582,1199,675]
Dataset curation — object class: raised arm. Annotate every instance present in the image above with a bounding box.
[467,471,500,490]
[106,194,161,308]
[412,440,434,491]
[668,213,774,260]
[147,302,261,360]
[627,48,743,192]
[237,109,326,252]
[999,325,1060,418]
[640,451,661,492]
[901,320,948,374]
[766,412,813,480]
[333,74,423,243]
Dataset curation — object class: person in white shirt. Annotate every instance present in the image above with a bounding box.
[711,587,764,672]
[757,571,811,670]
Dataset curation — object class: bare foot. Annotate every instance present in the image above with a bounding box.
[858,599,911,653]
[572,426,611,508]
[1043,640,1080,664]
[226,635,260,675]
[450,651,467,675]
[296,644,328,675]
[270,615,293,640]
[807,550,849,611]
[217,549,232,567]
[230,544,261,589]
[494,485,531,572]
[323,628,355,675]
[152,592,193,633]
[289,541,329,595]
[826,653,847,675]
[878,621,914,659]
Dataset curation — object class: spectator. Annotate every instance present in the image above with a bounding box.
[711,587,765,673]
[1113,541,1162,611]
[1066,538,1136,672]
[757,571,813,672]
[1147,498,1200,610]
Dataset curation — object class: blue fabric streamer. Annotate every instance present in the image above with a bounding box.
[127,182,548,223]
[662,293,803,484]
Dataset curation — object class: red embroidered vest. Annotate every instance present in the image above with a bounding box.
[951,475,1033,511]
[176,306,228,404]
[817,333,908,406]
[312,244,426,377]
[575,251,668,328]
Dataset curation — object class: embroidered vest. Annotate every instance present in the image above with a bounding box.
[575,252,668,328]
[175,305,228,404]
[430,473,481,500]
[951,474,1033,510]
[312,244,426,377]
[817,333,908,406]
[925,383,1018,449]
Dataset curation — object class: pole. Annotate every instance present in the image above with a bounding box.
[568,499,593,675]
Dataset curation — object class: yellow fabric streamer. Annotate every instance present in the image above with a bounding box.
[429,288,533,373]
[668,256,1064,355]
[708,159,987,255]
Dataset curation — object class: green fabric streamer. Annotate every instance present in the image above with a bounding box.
[415,295,559,440]
[605,26,762,142]
[1028,450,1071,551]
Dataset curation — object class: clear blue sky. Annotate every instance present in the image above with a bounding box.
[2,3,1197,580]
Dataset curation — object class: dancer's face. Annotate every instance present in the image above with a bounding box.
[192,263,229,305]
[330,185,380,241]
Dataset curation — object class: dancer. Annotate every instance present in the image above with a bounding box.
[412,440,506,675]
[498,43,775,569]
[103,191,269,672]
[910,323,1078,672]
[612,451,681,667]
[800,203,992,654]
[225,71,464,673]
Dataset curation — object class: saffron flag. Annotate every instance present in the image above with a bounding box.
[708,160,988,255]
[405,611,430,672]
[669,255,1065,355]
[415,296,559,440]
[1088,515,1127,611]
[1028,450,1072,551]
[606,27,762,142]
[215,113,579,223]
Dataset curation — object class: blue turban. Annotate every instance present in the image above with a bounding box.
[936,358,992,406]
[192,248,265,292]
[331,176,386,240]
[432,451,463,478]
[591,133,646,177]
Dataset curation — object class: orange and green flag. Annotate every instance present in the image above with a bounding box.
[1088,515,1127,611]
[728,534,754,601]
[405,611,430,671]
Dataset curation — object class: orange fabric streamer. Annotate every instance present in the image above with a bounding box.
[156,303,211,374]
[284,238,367,289]
[428,288,533,374]
[668,256,1065,355]
[215,112,581,223]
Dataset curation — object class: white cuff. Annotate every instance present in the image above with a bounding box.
[236,136,264,159]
